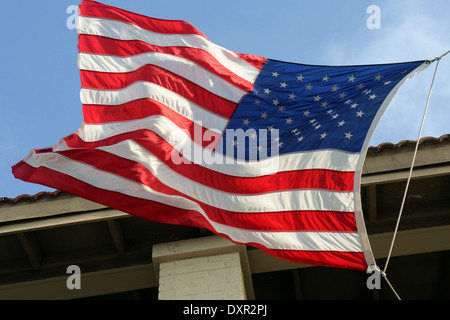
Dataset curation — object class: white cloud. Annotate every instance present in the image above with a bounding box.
[319,1,450,145]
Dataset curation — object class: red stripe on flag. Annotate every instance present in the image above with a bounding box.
[205,210,358,233]
[235,52,267,70]
[259,247,367,270]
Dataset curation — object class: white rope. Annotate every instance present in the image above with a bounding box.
[431,49,450,62]
[381,52,446,298]
[381,271,401,300]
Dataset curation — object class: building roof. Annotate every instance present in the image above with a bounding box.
[366,134,449,155]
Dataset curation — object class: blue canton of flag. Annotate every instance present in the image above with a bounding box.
[219,59,427,159]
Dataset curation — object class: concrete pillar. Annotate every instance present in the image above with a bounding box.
[152,235,254,300]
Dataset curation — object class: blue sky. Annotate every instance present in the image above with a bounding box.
[0,0,449,199]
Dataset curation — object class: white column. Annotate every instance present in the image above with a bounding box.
[152,235,254,300]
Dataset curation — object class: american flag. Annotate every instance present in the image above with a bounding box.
[12,0,429,270]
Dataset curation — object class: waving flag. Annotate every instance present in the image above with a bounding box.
[12,0,430,270]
